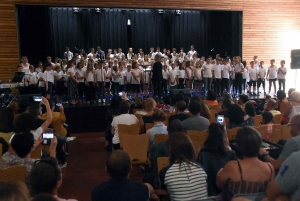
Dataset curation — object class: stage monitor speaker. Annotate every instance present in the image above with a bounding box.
[18,94,41,111]
[291,49,300,69]
[170,89,191,101]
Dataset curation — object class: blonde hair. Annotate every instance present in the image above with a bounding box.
[291,91,300,102]
[54,63,61,71]
[144,98,157,111]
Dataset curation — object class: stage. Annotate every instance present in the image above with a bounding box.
[63,93,269,133]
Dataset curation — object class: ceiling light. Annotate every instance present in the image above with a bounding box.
[176,10,181,15]
[95,8,100,13]
[158,9,164,14]
[73,7,79,13]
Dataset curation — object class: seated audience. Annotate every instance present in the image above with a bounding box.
[32,194,58,201]
[130,97,143,114]
[0,108,15,133]
[182,100,210,131]
[30,157,77,201]
[216,126,274,201]
[197,123,237,196]
[0,137,9,155]
[111,100,139,150]
[0,132,57,184]
[168,100,190,124]
[203,90,218,106]
[266,150,300,201]
[222,93,234,104]
[237,94,249,108]
[92,150,155,201]
[245,102,256,117]
[276,89,289,108]
[134,100,148,115]
[200,101,212,119]
[140,98,157,132]
[159,132,207,200]
[146,109,168,148]
[161,96,175,113]
[0,181,30,201]
[217,99,232,118]
[287,91,300,121]
[264,99,281,116]
[288,88,296,101]
[259,114,300,171]
[227,104,254,129]
[153,95,163,108]
[261,111,274,141]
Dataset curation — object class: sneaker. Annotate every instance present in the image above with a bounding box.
[98,99,101,103]
[66,137,76,143]
[102,99,106,103]
[60,162,67,168]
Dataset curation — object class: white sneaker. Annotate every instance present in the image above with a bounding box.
[102,99,106,103]
[66,137,76,143]
[98,99,101,103]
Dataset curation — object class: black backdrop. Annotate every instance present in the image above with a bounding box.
[17,6,242,65]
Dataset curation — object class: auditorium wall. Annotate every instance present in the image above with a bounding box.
[1,0,300,84]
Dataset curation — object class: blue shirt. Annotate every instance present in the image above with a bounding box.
[149,124,168,148]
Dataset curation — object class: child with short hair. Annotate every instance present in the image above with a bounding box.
[267,59,278,95]
[278,60,287,92]
[44,63,54,99]
[27,65,38,94]
[111,66,120,96]
[162,65,170,96]
[257,61,266,95]
[95,61,105,103]
[76,62,85,103]
[54,64,65,103]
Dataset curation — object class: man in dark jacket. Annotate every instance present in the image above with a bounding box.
[152,54,163,99]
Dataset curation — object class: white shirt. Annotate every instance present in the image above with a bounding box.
[127,53,134,60]
[35,67,41,74]
[65,51,73,61]
[119,71,125,85]
[162,70,169,80]
[222,64,231,79]
[243,68,249,81]
[188,50,197,57]
[258,67,266,79]
[105,70,111,82]
[169,69,178,86]
[117,52,125,60]
[125,71,132,84]
[95,69,105,82]
[178,70,186,79]
[37,72,45,87]
[268,66,278,79]
[44,70,54,83]
[201,64,213,78]
[142,70,150,84]
[112,71,120,83]
[131,69,140,84]
[28,71,37,84]
[87,53,94,59]
[86,71,94,82]
[277,66,287,79]
[248,67,258,81]
[235,62,244,74]
[21,63,30,74]
[54,71,64,80]
[76,69,85,83]
[111,114,139,144]
[212,64,222,79]
[194,68,202,80]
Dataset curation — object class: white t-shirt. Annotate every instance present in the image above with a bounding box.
[44,70,54,83]
[277,66,287,79]
[131,69,140,84]
[65,51,73,61]
[76,69,85,83]
[31,127,43,140]
[28,71,37,84]
[194,68,202,80]
[268,66,278,79]
[169,69,178,86]
[248,67,258,81]
[87,53,94,59]
[94,69,105,82]
[188,50,197,57]
[111,114,139,144]
[86,72,94,82]
[21,64,30,74]
[119,71,125,85]
[125,71,132,84]
[178,70,185,79]
[258,67,266,79]
[212,64,222,79]
[54,71,64,80]
[37,72,45,87]
[162,70,169,80]
[234,63,244,74]
[222,65,231,79]
[243,68,249,81]
[67,68,75,76]
[201,64,213,78]
[142,70,150,84]
[105,70,111,82]
[112,71,120,83]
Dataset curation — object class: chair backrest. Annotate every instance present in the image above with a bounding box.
[226,127,240,140]
[272,124,284,144]
[0,144,2,161]
[256,125,268,140]
[165,112,175,126]
[233,192,267,201]
[210,109,217,118]
[279,102,291,114]
[118,123,141,149]
[281,124,291,140]
[224,117,230,126]
[0,165,26,183]
[134,114,143,121]
[209,105,219,110]
[253,115,262,127]
[30,145,42,159]
[157,157,170,188]
[155,134,169,144]
[145,123,154,131]
[123,134,150,165]
[132,108,142,114]
[187,130,209,152]
[0,132,14,144]
[273,114,282,125]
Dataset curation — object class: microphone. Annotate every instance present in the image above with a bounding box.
[211,48,214,52]
[74,47,78,51]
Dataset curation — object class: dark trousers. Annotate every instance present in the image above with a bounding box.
[162,79,168,95]
[86,82,95,102]
[203,77,212,92]
[178,78,184,89]
[153,80,162,98]
[278,79,286,92]
[257,78,265,92]
[221,78,229,94]
[235,74,243,94]
[214,79,221,95]
[119,85,125,92]
[78,82,85,99]
[97,81,105,100]
[112,82,119,96]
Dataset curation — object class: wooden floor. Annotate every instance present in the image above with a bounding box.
[58,132,143,201]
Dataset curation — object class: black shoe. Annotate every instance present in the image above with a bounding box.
[253,92,257,96]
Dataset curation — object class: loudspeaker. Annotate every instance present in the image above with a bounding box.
[170,89,191,101]
[291,49,300,69]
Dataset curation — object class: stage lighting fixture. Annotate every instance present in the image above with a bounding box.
[95,8,101,13]
[176,10,181,15]
[73,7,79,13]
[158,9,164,14]
[127,19,131,26]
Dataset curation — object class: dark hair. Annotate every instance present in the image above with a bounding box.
[177,100,187,112]
[184,97,190,108]
[167,119,185,134]
[11,132,34,158]
[119,100,130,114]
[0,137,9,155]
[0,181,30,201]
[110,96,122,110]
[277,90,286,101]
[0,108,15,133]
[245,102,256,117]
[169,132,195,164]
[262,111,273,124]
[30,157,61,196]
[202,123,227,155]
[32,194,57,201]
[15,113,35,133]
[188,100,201,115]
[222,99,232,109]
[228,104,246,125]
[43,63,52,68]
[27,105,41,118]
[152,109,166,122]
[206,90,217,101]
[236,127,261,157]
[106,150,131,180]
[163,96,171,105]
[239,94,249,104]
[153,95,160,105]
[190,95,202,102]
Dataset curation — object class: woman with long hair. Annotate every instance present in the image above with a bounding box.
[75,62,85,103]
[85,63,96,104]
[66,60,79,105]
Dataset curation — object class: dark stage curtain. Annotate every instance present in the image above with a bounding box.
[231,12,243,59]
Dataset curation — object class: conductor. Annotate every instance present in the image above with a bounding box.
[152,54,163,99]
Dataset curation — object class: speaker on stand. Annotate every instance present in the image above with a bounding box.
[291,49,300,90]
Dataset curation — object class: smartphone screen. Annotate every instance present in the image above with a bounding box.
[43,132,54,139]
[217,115,224,125]
[118,92,122,96]
[33,96,42,102]
[56,103,61,107]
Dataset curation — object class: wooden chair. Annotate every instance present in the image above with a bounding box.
[209,109,217,118]
[30,145,42,159]
[145,123,154,131]
[157,157,170,188]
[165,113,175,126]
[118,123,141,149]
[256,125,268,140]
[132,108,143,114]
[209,105,220,110]
[279,102,291,114]
[253,115,262,127]
[0,144,2,161]
[224,117,230,126]
[134,114,143,121]
[273,114,282,125]
[0,165,26,183]
[226,127,240,140]
[122,134,150,165]
[281,124,291,140]
[0,132,14,144]
[155,134,169,144]
[187,130,209,152]
[271,124,283,144]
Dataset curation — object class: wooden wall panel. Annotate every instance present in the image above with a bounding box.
[0,0,300,90]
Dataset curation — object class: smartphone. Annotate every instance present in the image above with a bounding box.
[56,103,61,107]
[42,132,54,145]
[118,92,123,96]
[33,95,42,102]
[217,115,224,125]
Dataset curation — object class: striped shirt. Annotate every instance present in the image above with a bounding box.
[160,161,207,201]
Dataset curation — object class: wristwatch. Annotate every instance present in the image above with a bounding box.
[262,151,269,157]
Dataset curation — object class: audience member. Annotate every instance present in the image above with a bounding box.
[161,96,175,113]
[153,95,163,108]
[287,91,300,121]
[146,109,168,148]
[217,99,232,118]
[159,132,207,200]
[260,114,300,170]
[111,100,139,150]
[30,157,77,201]
[216,126,274,200]
[264,99,281,116]
[32,194,58,201]
[130,97,143,114]
[92,150,155,201]
[227,104,254,129]
[200,101,212,119]
[134,100,147,115]
[0,181,30,201]
[197,123,237,196]
[0,137,9,155]
[288,88,296,100]
[0,107,15,133]
[245,102,256,117]
[182,100,210,131]
[140,98,157,132]
[203,90,218,106]
[168,100,190,124]
[238,94,249,108]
